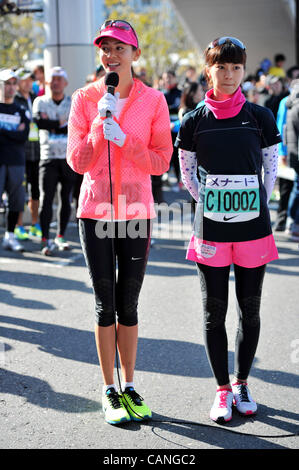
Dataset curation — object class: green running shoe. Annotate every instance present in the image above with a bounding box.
[102,388,131,425]
[121,387,152,421]
[14,226,29,240]
[29,223,42,238]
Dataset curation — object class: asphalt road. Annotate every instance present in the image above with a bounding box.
[0,186,298,454]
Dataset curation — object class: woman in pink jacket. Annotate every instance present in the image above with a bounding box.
[67,20,172,425]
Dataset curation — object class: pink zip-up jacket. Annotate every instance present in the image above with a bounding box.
[67,77,172,220]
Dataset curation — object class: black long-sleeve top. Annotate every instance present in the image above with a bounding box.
[0,102,30,166]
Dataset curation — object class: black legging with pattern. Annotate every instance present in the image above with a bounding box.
[197,263,266,385]
[79,218,151,327]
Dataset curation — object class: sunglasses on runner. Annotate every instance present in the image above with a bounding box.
[101,20,133,32]
[208,37,246,50]
[94,20,139,48]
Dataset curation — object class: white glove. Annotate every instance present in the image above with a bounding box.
[98,92,120,117]
[103,117,126,147]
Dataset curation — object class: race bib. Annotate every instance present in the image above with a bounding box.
[0,112,20,130]
[48,133,68,157]
[28,122,39,142]
[204,174,260,223]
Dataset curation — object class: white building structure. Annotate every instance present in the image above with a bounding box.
[170,0,296,75]
[42,0,104,95]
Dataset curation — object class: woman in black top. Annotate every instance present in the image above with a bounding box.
[176,37,281,424]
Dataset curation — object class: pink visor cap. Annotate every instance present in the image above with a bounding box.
[93,22,138,49]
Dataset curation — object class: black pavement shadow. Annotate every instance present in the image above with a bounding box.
[1,317,299,392]
[136,337,212,378]
[251,358,299,388]
[126,331,292,389]
[0,270,91,294]
[0,315,98,365]
[263,265,299,276]
[146,251,236,278]
[1,317,298,446]
[148,238,223,277]
[0,245,85,265]
[265,254,299,273]
[0,319,212,375]
[0,287,54,310]
[142,409,294,449]
[145,262,196,277]
[147,240,197,277]
[136,337,299,390]
[252,404,299,438]
[274,245,299,256]
[0,368,100,413]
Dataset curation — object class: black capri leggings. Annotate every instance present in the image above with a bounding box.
[197,263,266,386]
[79,218,151,327]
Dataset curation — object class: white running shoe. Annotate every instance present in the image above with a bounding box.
[54,236,70,251]
[210,389,233,423]
[232,382,257,416]
[2,232,24,252]
[41,239,56,256]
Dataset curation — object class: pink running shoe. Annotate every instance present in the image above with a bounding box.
[232,383,257,416]
[210,389,233,424]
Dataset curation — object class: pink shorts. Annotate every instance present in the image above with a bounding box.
[187,233,279,268]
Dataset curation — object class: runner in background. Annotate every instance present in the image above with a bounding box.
[0,69,30,252]
[176,37,281,424]
[162,70,182,191]
[33,66,76,255]
[32,65,45,97]
[14,68,42,241]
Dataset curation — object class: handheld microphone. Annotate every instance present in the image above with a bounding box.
[104,72,119,117]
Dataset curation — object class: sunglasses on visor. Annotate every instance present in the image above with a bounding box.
[100,20,138,44]
[208,37,246,50]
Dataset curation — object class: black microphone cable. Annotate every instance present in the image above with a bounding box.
[104,74,298,439]
[104,73,122,407]
[104,72,145,421]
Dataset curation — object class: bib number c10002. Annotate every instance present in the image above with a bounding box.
[204,174,260,223]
